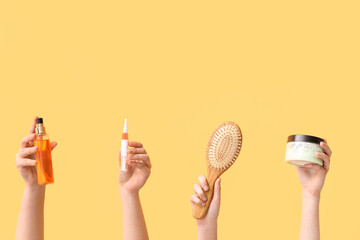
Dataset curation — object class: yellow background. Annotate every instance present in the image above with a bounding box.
[1,0,359,239]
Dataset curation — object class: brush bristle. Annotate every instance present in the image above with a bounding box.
[207,122,242,170]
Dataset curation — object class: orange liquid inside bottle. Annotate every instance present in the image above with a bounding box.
[34,136,54,185]
[122,132,128,139]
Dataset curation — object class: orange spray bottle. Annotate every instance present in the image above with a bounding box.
[34,118,54,185]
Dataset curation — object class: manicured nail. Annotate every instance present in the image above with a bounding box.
[204,186,209,191]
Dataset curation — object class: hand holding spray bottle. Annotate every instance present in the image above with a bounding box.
[121,119,128,171]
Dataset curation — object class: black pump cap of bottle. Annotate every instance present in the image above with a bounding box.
[36,118,43,124]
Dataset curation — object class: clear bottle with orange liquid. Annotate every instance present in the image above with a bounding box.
[34,118,54,185]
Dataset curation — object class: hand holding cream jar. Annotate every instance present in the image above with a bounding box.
[285,135,324,167]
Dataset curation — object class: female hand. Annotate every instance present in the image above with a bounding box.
[296,140,332,197]
[118,141,151,194]
[190,175,221,226]
[15,116,57,186]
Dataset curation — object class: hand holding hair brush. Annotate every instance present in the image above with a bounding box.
[192,121,243,219]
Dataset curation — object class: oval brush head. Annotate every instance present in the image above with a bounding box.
[192,121,243,219]
[207,121,242,170]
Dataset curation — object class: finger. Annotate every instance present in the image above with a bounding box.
[128,154,149,160]
[128,147,147,154]
[212,178,221,203]
[316,152,330,171]
[18,146,38,157]
[190,194,205,207]
[128,141,143,148]
[20,134,36,148]
[16,158,37,167]
[128,154,151,169]
[50,141,57,151]
[128,160,150,172]
[313,163,326,173]
[304,163,326,173]
[304,163,315,168]
[193,184,207,201]
[29,116,38,134]
[198,175,209,192]
[320,141,332,157]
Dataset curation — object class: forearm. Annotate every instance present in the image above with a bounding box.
[120,190,149,240]
[15,184,45,240]
[197,222,217,240]
[299,190,320,240]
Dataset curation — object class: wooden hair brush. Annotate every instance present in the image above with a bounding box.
[192,121,243,219]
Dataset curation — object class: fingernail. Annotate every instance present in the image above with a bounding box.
[201,203,206,207]
[204,186,209,191]
[202,197,207,201]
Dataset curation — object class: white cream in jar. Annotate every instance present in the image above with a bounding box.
[285,135,324,166]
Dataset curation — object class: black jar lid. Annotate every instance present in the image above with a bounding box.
[287,135,324,144]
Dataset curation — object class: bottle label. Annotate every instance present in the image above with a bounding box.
[121,139,128,156]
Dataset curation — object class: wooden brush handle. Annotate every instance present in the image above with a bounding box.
[192,175,217,219]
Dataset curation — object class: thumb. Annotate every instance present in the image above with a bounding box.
[304,163,321,170]
[212,178,221,205]
[50,141,57,151]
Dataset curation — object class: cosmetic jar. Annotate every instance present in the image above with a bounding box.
[285,135,324,166]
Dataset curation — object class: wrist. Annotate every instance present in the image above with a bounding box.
[25,183,45,191]
[197,220,218,239]
[119,187,139,198]
[302,189,321,201]
[197,219,217,228]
